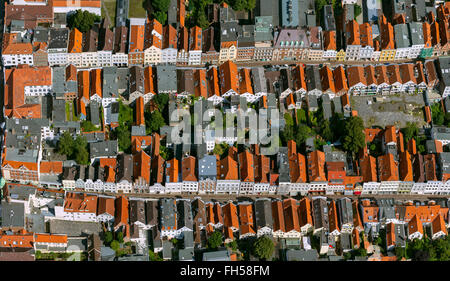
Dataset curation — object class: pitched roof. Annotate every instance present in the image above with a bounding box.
[68,28,83,53]
[399,151,413,182]
[182,156,197,182]
[320,66,335,93]
[377,153,399,181]
[114,196,129,228]
[346,20,361,46]
[289,153,307,183]
[40,161,63,174]
[432,213,447,236]
[238,68,253,95]
[408,214,423,236]
[34,233,67,244]
[239,203,255,235]
[308,150,327,182]
[163,24,177,49]
[360,155,377,182]
[64,192,98,213]
[135,96,145,126]
[222,202,239,230]
[129,24,145,53]
[97,197,115,216]
[298,197,313,228]
[272,200,285,233]
[189,26,202,51]
[347,66,366,88]
[283,198,300,233]
[133,150,151,184]
[359,23,373,47]
[323,30,336,50]
[218,60,239,95]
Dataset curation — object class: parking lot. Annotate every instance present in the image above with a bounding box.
[351,93,426,128]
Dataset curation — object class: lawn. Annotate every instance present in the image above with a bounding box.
[103,0,117,27]
[128,0,147,18]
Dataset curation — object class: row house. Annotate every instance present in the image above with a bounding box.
[128,18,146,65]
[2,33,34,67]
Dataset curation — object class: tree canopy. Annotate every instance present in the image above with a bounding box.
[57,132,89,165]
[342,116,366,158]
[207,231,223,250]
[67,10,101,32]
[253,235,274,260]
[145,110,166,135]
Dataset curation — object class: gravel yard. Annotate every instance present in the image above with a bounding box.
[351,94,426,128]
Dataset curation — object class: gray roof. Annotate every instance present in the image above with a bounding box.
[333,97,343,114]
[323,5,336,31]
[156,65,177,93]
[340,232,352,250]
[150,226,162,250]
[145,200,159,226]
[117,67,129,91]
[277,147,290,182]
[52,67,66,94]
[202,250,231,261]
[129,199,146,225]
[376,198,396,221]
[167,0,177,26]
[438,152,450,175]
[220,21,239,42]
[1,202,25,228]
[256,0,279,27]
[178,248,194,261]
[252,67,268,94]
[4,148,39,164]
[117,254,149,261]
[131,125,146,136]
[33,27,49,43]
[177,199,193,230]
[160,199,177,230]
[48,28,69,49]
[89,141,118,159]
[116,154,133,182]
[305,65,322,92]
[363,0,378,23]
[388,223,406,248]
[431,126,450,141]
[219,6,237,22]
[394,24,411,49]
[286,249,318,261]
[103,67,118,99]
[238,25,255,46]
[308,94,319,109]
[52,98,66,122]
[336,198,353,227]
[322,95,332,120]
[89,102,101,126]
[6,184,36,201]
[183,230,194,249]
[281,0,299,27]
[198,155,217,180]
[84,132,105,143]
[408,22,424,46]
[49,219,102,237]
[254,198,273,230]
[162,240,173,260]
[254,16,273,42]
[312,197,329,231]
[438,56,450,87]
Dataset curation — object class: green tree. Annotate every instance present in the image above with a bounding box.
[113,125,132,153]
[147,110,166,133]
[149,249,163,261]
[154,93,169,110]
[119,101,134,126]
[253,235,274,261]
[354,4,362,18]
[402,122,419,142]
[159,145,173,160]
[342,116,366,158]
[67,10,101,32]
[111,240,120,251]
[152,0,171,11]
[57,131,74,156]
[282,125,295,143]
[73,135,89,165]
[228,240,238,251]
[431,103,445,126]
[330,112,345,141]
[81,120,99,132]
[320,119,333,142]
[207,231,223,250]
[116,232,124,243]
[295,124,313,145]
[104,232,113,245]
[284,113,294,127]
[154,11,168,25]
